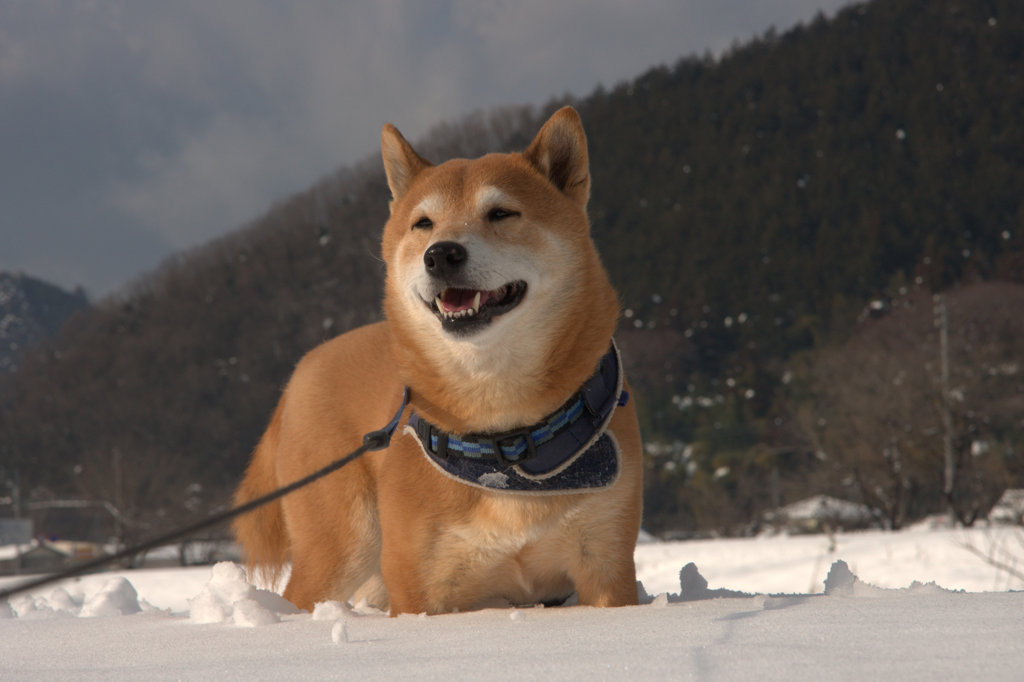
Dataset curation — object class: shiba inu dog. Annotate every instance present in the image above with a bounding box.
[233,107,643,616]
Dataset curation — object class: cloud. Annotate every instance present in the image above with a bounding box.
[107,116,305,247]
[0,0,851,295]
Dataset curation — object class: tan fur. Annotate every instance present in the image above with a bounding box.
[233,107,643,615]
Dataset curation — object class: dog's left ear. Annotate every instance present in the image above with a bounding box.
[524,106,590,206]
[381,123,431,205]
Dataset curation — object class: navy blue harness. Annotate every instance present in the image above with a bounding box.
[405,344,628,494]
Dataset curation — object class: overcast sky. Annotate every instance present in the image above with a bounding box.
[0,0,851,297]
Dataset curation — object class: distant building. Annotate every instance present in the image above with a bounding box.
[0,540,69,574]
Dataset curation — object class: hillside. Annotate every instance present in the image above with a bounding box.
[2,0,1022,536]
[0,273,88,374]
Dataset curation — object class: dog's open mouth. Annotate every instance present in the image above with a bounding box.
[428,281,527,334]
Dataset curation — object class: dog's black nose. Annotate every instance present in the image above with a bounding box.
[423,241,467,278]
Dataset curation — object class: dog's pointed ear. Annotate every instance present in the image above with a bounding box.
[381,124,431,204]
[524,106,590,206]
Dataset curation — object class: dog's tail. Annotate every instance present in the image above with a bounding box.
[232,399,290,588]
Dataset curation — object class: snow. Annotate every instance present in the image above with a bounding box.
[1,526,1022,680]
[767,494,872,525]
[187,562,299,626]
[989,489,1024,525]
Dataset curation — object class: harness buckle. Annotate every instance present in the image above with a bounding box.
[415,416,451,459]
[435,430,450,460]
[491,428,538,467]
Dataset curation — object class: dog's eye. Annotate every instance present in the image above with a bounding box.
[487,207,520,223]
[412,216,434,230]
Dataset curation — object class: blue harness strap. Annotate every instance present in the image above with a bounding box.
[405,343,627,492]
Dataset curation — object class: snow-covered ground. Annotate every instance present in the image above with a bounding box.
[2,525,1022,680]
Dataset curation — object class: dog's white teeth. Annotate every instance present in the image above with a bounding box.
[436,290,485,321]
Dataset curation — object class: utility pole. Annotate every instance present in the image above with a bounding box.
[936,293,955,523]
[113,448,124,551]
[13,470,23,573]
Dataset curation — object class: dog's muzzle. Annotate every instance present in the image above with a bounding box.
[420,241,527,336]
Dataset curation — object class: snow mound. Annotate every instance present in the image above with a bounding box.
[331,619,349,644]
[822,558,858,595]
[47,587,80,614]
[678,561,752,600]
[4,578,153,619]
[80,577,143,617]
[8,594,64,619]
[636,561,757,604]
[188,562,300,626]
[823,559,957,598]
[312,599,352,621]
[656,559,959,606]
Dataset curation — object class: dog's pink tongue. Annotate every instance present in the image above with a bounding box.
[440,288,483,313]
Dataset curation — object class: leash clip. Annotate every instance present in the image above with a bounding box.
[363,387,410,451]
[362,429,391,451]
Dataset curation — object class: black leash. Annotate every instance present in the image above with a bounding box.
[0,390,409,603]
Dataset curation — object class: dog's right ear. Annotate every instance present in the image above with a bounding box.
[381,124,431,205]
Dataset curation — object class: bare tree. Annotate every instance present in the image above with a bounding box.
[793,282,1024,527]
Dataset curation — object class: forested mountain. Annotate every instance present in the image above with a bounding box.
[0,273,88,374]
[2,0,1021,539]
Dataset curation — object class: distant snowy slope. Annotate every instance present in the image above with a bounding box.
[635,525,1024,596]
